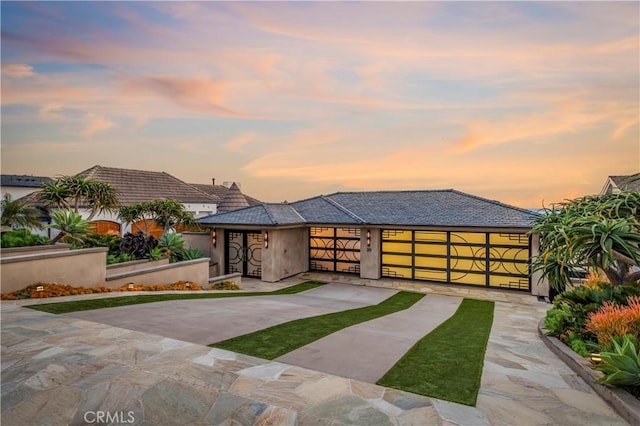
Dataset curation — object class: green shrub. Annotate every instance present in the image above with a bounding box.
[106,253,137,265]
[568,334,590,358]
[74,233,122,256]
[182,247,204,260]
[597,335,640,388]
[146,247,164,260]
[545,283,640,345]
[0,229,49,248]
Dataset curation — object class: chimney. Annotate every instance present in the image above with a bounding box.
[212,178,215,186]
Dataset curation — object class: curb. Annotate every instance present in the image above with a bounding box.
[538,320,640,426]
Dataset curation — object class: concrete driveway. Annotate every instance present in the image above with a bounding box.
[65,284,399,345]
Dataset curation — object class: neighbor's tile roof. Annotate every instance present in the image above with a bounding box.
[1,174,52,188]
[189,183,261,206]
[198,189,539,228]
[610,173,640,192]
[77,165,218,205]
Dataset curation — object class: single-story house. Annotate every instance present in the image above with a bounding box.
[197,189,548,297]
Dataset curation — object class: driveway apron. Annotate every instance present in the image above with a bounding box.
[64,284,397,345]
[277,294,463,383]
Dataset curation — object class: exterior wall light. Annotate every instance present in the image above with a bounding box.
[211,229,217,248]
[367,230,371,247]
[264,231,269,249]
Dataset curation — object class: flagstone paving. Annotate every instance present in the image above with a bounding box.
[1,277,629,425]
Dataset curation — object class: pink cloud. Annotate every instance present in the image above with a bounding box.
[83,116,115,137]
[1,63,35,78]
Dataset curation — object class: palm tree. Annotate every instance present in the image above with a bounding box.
[48,209,90,244]
[1,194,43,229]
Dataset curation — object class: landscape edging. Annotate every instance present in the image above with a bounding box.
[538,319,640,426]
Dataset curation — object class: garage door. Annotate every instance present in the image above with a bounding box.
[310,227,361,274]
[381,230,530,291]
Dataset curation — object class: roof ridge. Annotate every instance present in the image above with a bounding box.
[159,171,219,202]
[262,204,276,224]
[287,204,307,222]
[322,195,365,224]
[450,189,540,217]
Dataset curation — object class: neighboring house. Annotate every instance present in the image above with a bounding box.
[600,172,640,194]
[20,165,256,238]
[189,179,261,208]
[198,189,548,297]
[1,174,52,200]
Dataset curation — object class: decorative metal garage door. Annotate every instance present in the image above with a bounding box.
[310,227,361,274]
[226,231,262,278]
[381,230,530,291]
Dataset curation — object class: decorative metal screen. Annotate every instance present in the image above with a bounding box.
[310,227,361,274]
[226,231,262,278]
[381,230,530,291]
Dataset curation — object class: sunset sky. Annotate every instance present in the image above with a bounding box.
[1,1,638,208]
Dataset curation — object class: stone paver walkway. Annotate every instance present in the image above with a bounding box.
[278,294,462,383]
[1,275,629,425]
[64,284,397,345]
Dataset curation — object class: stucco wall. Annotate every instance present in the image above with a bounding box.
[105,258,210,288]
[0,244,71,258]
[106,258,169,275]
[261,228,309,282]
[529,234,549,298]
[359,228,381,280]
[182,232,212,257]
[0,248,108,293]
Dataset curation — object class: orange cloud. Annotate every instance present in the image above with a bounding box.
[83,116,115,137]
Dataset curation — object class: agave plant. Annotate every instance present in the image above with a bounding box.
[48,209,90,244]
[158,232,185,261]
[596,335,640,387]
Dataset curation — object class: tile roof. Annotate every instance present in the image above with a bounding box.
[189,183,261,206]
[610,173,640,192]
[1,174,52,188]
[76,165,218,205]
[199,203,305,226]
[198,189,539,228]
[217,183,250,213]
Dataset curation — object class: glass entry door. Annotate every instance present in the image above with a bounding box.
[226,231,262,278]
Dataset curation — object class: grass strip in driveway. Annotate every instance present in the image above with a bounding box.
[377,298,494,406]
[210,291,424,360]
[26,281,325,314]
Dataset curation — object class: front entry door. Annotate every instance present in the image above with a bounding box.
[226,231,262,278]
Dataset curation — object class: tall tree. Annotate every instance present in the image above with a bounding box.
[1,194,43,229]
